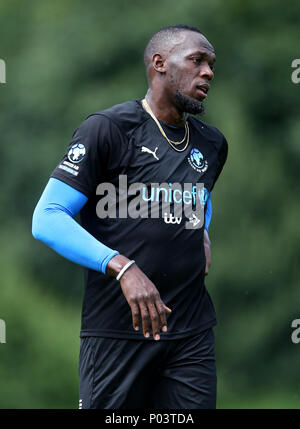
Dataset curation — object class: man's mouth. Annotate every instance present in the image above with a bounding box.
[196,84,210,99]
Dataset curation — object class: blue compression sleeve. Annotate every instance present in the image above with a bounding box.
[32,178,119,274]
[205,196,212,232]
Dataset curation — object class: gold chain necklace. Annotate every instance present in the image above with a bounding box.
[142,98,190,152]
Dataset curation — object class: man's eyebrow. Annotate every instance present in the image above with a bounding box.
[188,50,216,63]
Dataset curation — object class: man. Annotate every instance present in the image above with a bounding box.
[32,24,228,409]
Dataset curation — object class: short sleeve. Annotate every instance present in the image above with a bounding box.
[211,136,228,192]
[51,114,121,198]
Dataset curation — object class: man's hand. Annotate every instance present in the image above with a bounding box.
[106,255,172,340]
[204,229,211,276]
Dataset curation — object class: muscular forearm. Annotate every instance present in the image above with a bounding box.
[32,178,119,273]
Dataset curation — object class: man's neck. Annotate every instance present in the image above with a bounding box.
[144,89,186,127]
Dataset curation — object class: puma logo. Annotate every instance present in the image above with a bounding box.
[141,146,159,161]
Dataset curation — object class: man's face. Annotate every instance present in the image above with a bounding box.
[164,31,216,115]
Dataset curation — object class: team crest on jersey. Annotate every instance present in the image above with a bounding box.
[188,148,208,173]
[68,143,86,163]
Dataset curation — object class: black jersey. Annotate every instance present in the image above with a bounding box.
[51,99,228,340]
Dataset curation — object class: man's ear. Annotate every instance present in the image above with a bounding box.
[152,54,166,74]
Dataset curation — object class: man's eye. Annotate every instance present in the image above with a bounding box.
[191,57,201,64]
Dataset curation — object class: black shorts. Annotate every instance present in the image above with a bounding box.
[79,328,217,409]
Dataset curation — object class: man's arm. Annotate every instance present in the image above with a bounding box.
[204,196,212,275]
[205,196,212,232]
[32,177,171,340]
[32,178,119,273]
[203,134,228,276]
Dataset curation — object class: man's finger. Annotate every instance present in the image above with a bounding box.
[154,301,168,332]
[163,304,172,313]
[146,301,160,340]
[139,300,150,338]
[130,301,140,331]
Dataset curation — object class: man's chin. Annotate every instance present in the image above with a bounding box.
[174,91,205,116]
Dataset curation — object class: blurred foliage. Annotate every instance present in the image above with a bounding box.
[0,0,300,409]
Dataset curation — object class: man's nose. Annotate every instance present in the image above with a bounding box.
[200,63,214,80]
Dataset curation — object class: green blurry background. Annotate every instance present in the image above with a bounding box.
[0,0,299,409]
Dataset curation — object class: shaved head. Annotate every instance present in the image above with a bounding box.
[144,25,204,69]
[143,25,215,120]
